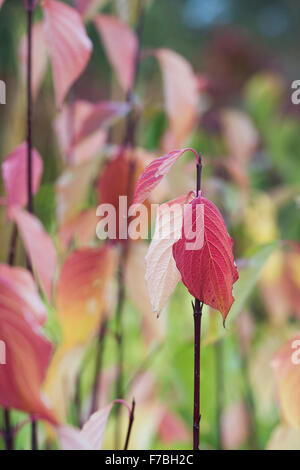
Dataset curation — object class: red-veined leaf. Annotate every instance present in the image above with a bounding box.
[2,143,43,217]
[272,334,300,430]
[94,15,137,92]
[19,21,47,100]
[42,0,92,107]
[154,49,198,146]
[56,245,115,346]
[133,148,196,205]
[0,264,47,325]
[0,265,56,423]
[172,195,239,322]
[11,208,57,303]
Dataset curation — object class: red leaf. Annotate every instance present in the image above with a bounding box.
[0,265,56,423]
[71,101,130,147]
[133,148,196,205]
[43,0,92,107]
[154,49,199,146]
[2,143,43,217]
[11,208,57,303]
[94,15,137,92]
[56,245,115,346]
[0,264,47,326]
[172,195,239,321]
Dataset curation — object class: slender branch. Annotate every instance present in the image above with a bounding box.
[123,399,135,451]
[193,154,203,451]
[3,409,13,450]
[26,0,37,450]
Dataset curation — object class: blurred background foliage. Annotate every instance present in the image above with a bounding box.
[0,0,300,450]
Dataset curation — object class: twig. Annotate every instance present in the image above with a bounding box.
[26,0,37,450]
[123,399,135,451]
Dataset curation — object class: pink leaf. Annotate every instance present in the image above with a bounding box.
[11,208,57,303]
[133,148,196,205]
[19,21,48,100]
[42,0,92,107]
[2,143,43,217]
[172,195,239,322]
[94,15,138,92]
[154,49,199,146]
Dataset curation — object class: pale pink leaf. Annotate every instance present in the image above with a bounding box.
[19,22,48,100]
[133,148,196,205]
[145,194,193,316]
[155,49,198,146]
[43,0,92,107]
[2,143,43,217]
[94,15,137,92]
[11,208,57,303]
